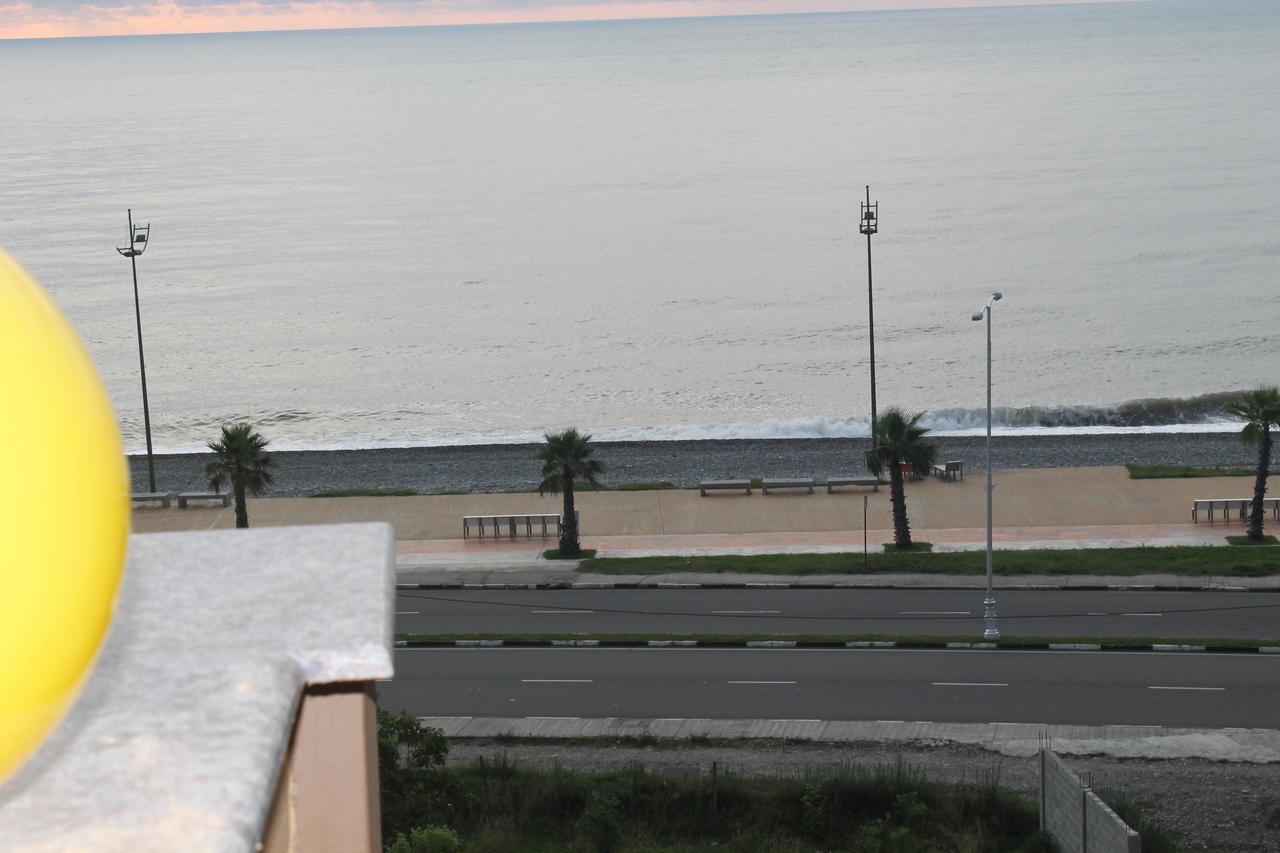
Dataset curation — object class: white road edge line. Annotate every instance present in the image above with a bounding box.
[395,611,420,615]
[530,610,595,614]
[728,680,797,685]
[933,682,1009,687]
[1148,686,1225,691]
[521,679,593,683]
[712,610,781,614]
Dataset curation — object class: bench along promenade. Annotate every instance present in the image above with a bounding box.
[129,466,1277,556]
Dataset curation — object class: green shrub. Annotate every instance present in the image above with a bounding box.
[575,792,623,852]
[384,825,462,853]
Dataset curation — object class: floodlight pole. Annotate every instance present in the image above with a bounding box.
[972,292,1003,641]
[861,186,879,453]
[117,209,156,493]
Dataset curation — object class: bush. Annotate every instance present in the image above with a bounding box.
[574,792,623,852]
[385,825,462,853]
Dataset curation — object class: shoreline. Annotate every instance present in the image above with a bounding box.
[128,431,1259,497]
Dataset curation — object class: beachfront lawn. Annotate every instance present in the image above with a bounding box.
[311,487,421,497]
[503,481,678,494]
[1126,464,1263,479]
[579,546,1280,576]
[1226,535,1279,546]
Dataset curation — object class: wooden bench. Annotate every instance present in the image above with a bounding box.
[462,513,561,540]
[762,477,814,495]
[178,492,231,508]
[132,492,175,508]
[932,460,964,482]
[826,476,881,493]
[699,479,752,496]
[1192,498,1280,523]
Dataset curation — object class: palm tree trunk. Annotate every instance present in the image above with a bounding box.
[234,482,249,529]
[559,469,578,555]
[1248,429,1271,540]
[889,458,912,549]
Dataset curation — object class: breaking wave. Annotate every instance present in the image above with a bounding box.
[124,391,1252,454]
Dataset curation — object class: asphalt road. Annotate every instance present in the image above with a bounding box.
[394,589,1280,639]
[379,647,1280,728]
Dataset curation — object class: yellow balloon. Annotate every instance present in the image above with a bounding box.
[0,251,129,782]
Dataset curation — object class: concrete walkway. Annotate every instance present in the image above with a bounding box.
[130,465,1277,589]
[419,716,1280,763]
[132,466,1257,538]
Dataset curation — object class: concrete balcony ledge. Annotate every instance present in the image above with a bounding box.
[0,523,395,852]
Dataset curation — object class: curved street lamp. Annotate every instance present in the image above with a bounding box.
[971,291,1002,641]
[860,186,879,452]
[116,209,156,494]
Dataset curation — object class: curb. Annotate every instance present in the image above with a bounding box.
[394,638,1277,654]
[397,581,1276,593]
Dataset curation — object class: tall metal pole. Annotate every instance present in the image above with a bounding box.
[983,302,997,640]
[865,185,877,442]
[126,209,157,493]
[860,186,879,462]
[973,291,1002,641]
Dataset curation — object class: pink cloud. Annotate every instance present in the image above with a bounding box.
[1,0,1121,41]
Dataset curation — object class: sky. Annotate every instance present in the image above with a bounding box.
[1,0,1122,40]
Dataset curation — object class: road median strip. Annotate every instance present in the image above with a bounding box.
[394,633,1280,654]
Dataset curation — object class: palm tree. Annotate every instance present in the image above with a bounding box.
[537,427,604,556]
[205,423,275,529]
[864,408,937,549]
[1226,387,1280,540]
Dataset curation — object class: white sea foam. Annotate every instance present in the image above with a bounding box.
[125,414,1243,455]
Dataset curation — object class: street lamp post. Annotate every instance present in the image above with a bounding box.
[116,209,156,493]
[971,291,1003,641]
[860,186,879,453]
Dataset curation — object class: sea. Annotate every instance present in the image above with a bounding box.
[3,0,1278,455]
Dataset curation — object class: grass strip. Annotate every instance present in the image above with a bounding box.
[395,632,1280,650]
[578,480,678,492]
[885,542,933,552]
[311,487,420,497]
[1126,464,1265,479]
[503,481,679,494]
[542,548,597,560]
[580,545,1280,576]
[1226,534,1279,546]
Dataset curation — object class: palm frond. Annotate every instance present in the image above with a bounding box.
[206,422,275,496]
[1229,387,1280,446]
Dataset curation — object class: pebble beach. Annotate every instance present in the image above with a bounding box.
[129,431,1261,497]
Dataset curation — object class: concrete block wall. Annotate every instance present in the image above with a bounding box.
[1042,750,1087,852]
[1040,749,1141,853]
[1085,792,1141,853]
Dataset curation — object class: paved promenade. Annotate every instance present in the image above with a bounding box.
[132,466,1264,560]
